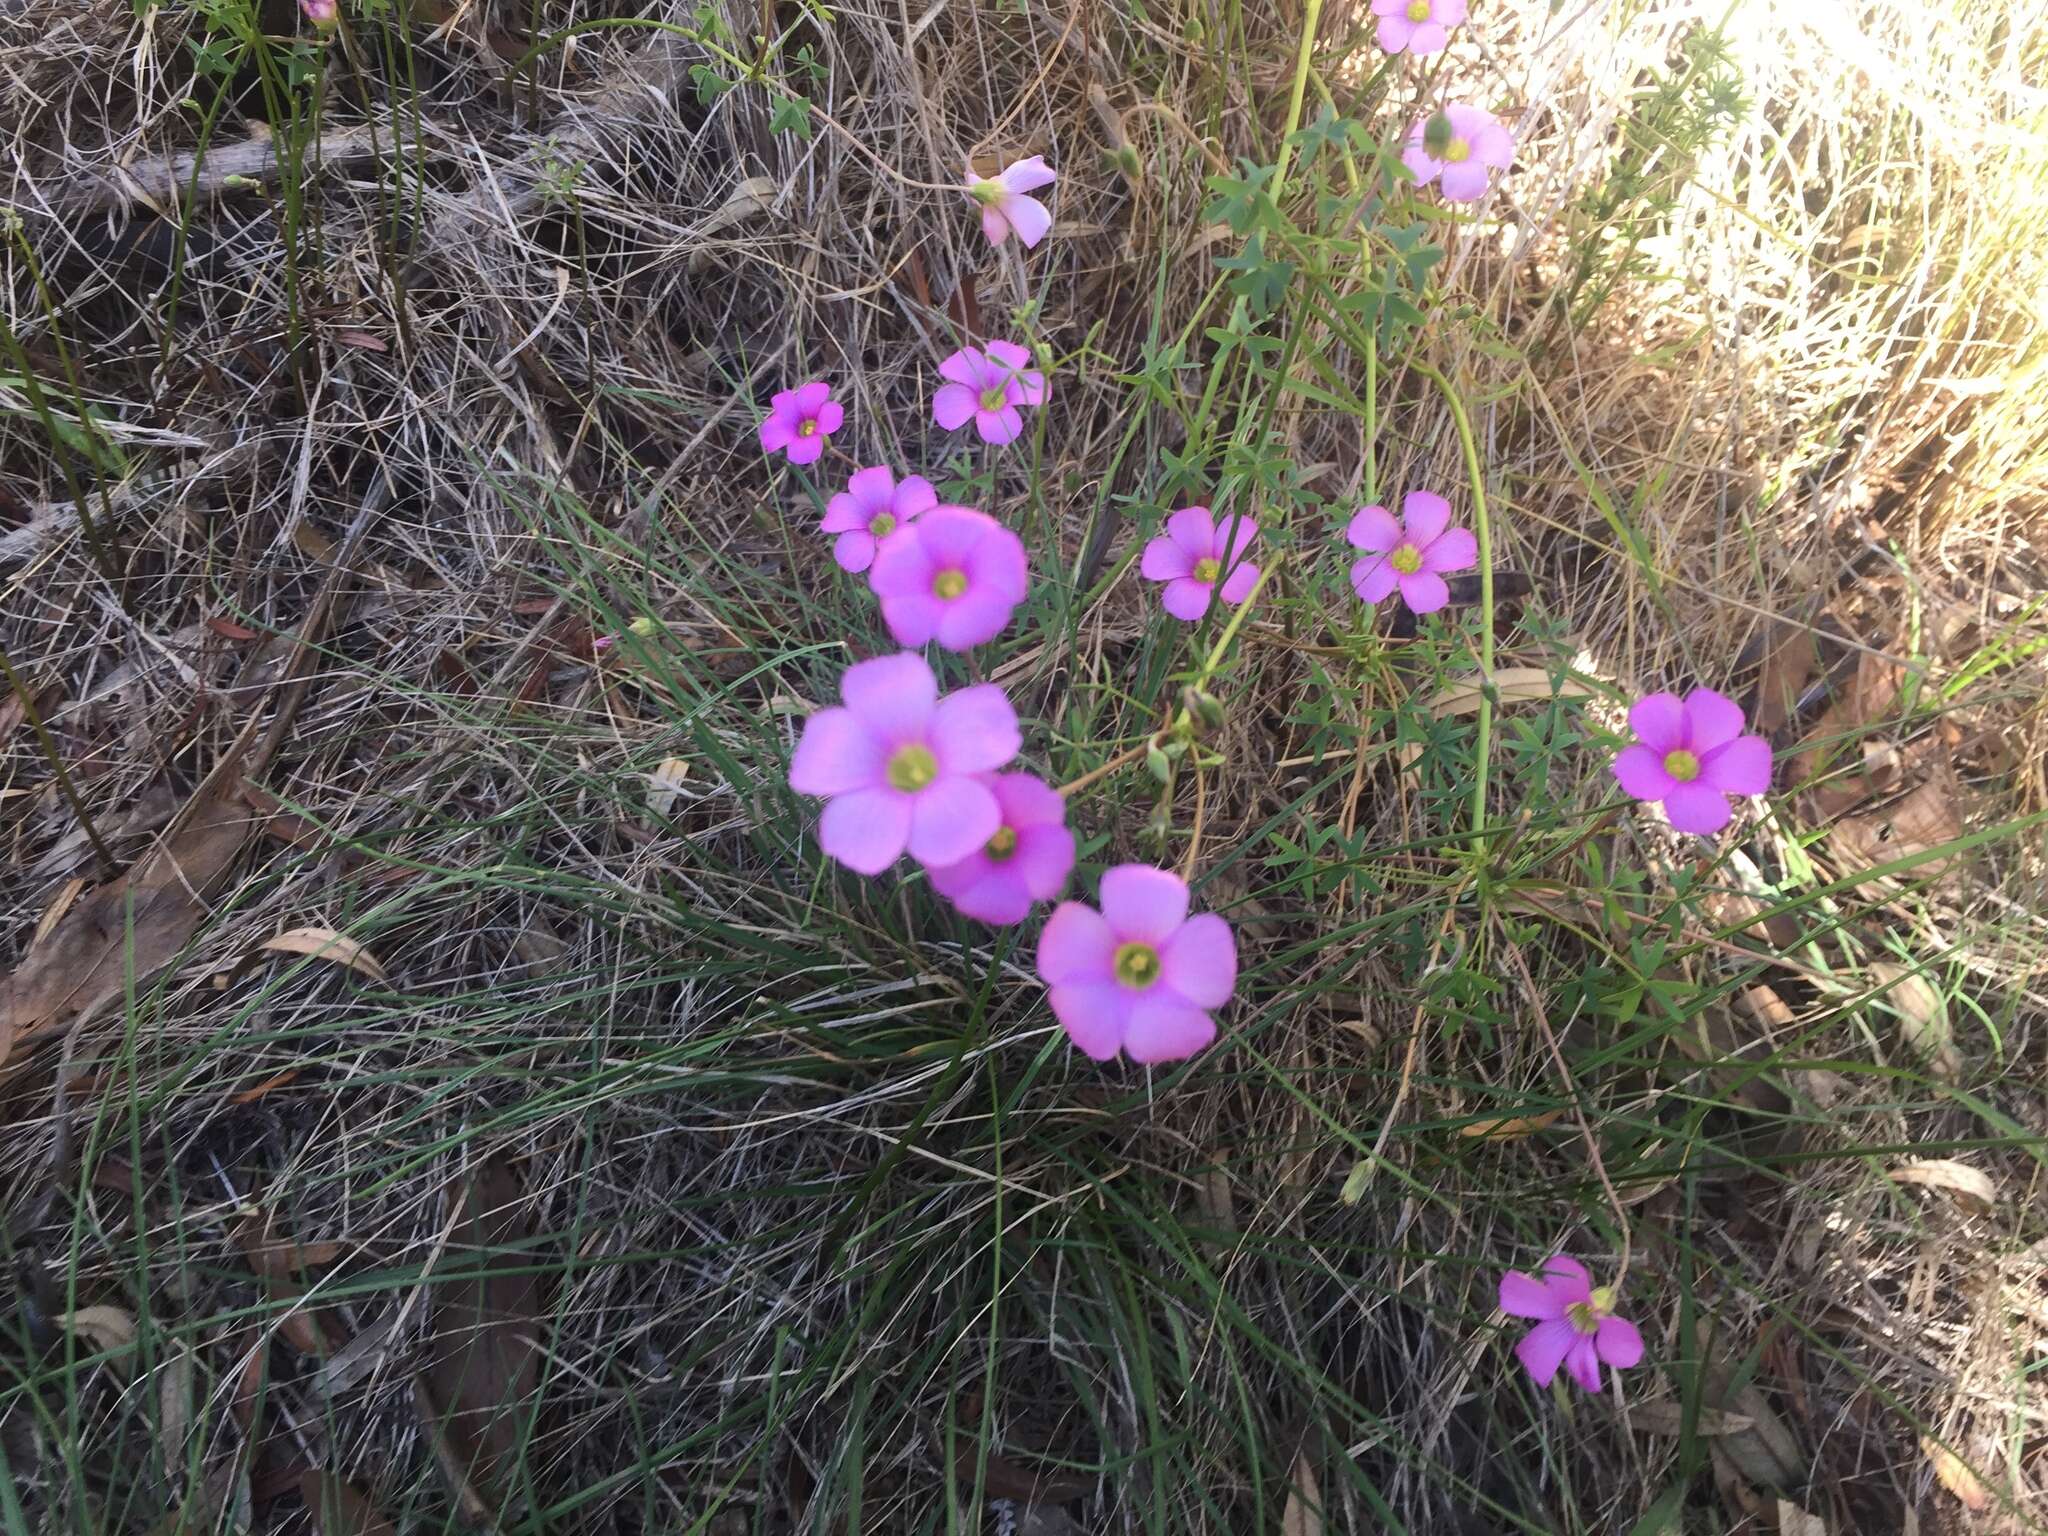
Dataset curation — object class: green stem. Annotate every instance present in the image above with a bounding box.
[1269,0,1328,200]
[1196,554,1283,685]
[0,646,117,876]
[1411,362,1493,854]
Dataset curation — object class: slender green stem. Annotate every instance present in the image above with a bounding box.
[0,645,117,876]
[1411,362,1494,853]
[1196,554,1283,685]
[1269,0,1329,201]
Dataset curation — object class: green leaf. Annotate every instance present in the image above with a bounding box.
[769,94,813,140]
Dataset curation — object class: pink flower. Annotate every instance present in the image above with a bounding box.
[869,505,1029,650]
[759,380,843,466]
[1498,1255,1644,1393]
[1036,866,1236,1064]
[965,157,1057,249]
[932,342,1046,446]
[1140,507,1262,622]
[1346,490,1477,614]
[821,466,936,574]
[1611,688,1772,836]
[787,653,1020,875]
[1372,0,1465,54]
[928,772,1075,924]
[300,0,338,23]
[1402,105,1515,202]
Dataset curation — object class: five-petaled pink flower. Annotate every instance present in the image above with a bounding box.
[932,342,1047,446]
[1611,688,1771,836]
[1036,866,1236,1063]
[868,505,1029,651]
[1372,0,1465,54]
[788,653,1020,875]
[966,157,1057,249]
[1141,507,1262,622]
[928,772,1075,924]
[821,466,936,574]
[759,380,842,466]
[301,0,338,23]
[1403,105,1515,202]
[1499,1255,1644,1393]
[1347,490,1477,614]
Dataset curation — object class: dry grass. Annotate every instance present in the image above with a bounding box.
[3,0,2046,1531]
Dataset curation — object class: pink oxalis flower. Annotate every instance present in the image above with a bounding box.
[1499,1255,1644,1394]
[1372,0,1465,54]
[758,380,842,466]
[1611,688,1772,836]
[868,505,1029,651]
[966,156,1057,249]
[300,0,338,23]
[1403,105,1515,202]
[928,772,1075,925]
[787,652,1020,875]
[821,466,936,574]
[932,342,1046,446]
[1346,490,1477,614]
[1141,507,1262,622]
[1037,866,1236,1064]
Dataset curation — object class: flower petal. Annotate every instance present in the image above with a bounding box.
[812,401,844,436]
[785,433,825,466]
[1011,823,1076,902]
[1564,1336,1604,1393]
[1406,19,1448,52]
[1403,491,1453,545]
[1541,1255,1592,1301]
[1700,735,1772,796]
[1124,997,1216,1063]
[896,475,939,518]
[1215,514,1259,562]
[1166,506,1216,557]
[1401,142,1440,186]
[1612,744,1678,801]
[1627,693,1686,754]
[845,464,896,515]
[948,867,1033,925]
[1346,504,1402,553]
[980,204,1012,247]
[1217,561,1261,605]
[840,652,937,739]
[1682,688,1748,752]
[1049,982,1128,1061]
[789,708,883,795]
[1038,902,1116,984]
[929,683,1022,774]
[1514,1317,1577,1388]
[1351,556,1399,604]
[933,382,979,430]
[977,404,1024,445]
[792,380,831,414]
[999,155,1057,194]
[1664,782,1734,836]
[1398,571,1450,613]
[832,529,877,573]
[934,582,1018,650]
[1596,1315,1644,1370]
[1162,577,1214,621]
[993,772,1067,829]
[937,348,986,387]
[818,788,910,874]
[822,493,869,534]
[1005,195,1053,249]
[965,523,1030,601]
[984,339,1032,372]
[1100,864,1189,942]
[1141,534,1194,581]
[1437,159,1493,202]
[879,593,942,646]
[907,776,1000,867]
[1376,14,1416,50]
[1498,1270,1567,1320]
[1157,912,1235,1007]
[759,413,795,453]
[1420,526,1478,574]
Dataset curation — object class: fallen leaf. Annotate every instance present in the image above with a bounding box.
[1867,962,1960,1082]
[1628,1401,1756,1437]
[206,617,262,640]
[63,1304,137,1356]
[231,1068,302,1104]
[645,758,691,819]
[1281,1451,1322,1536]
[300,1470,398,1536]
[695,174,777,240]
[334,330,389,353]
[1829,774,1965,885]
[31,877,87,947]
[253,928,388,984]
[1888,1159,1995,1210]
[421,1158,546,1525]
[1794,651,1903,788]
[234,1214,338,1356]
[1752,625,1820,736]
[1920,1436,1990,1511]
[1459,1109,1563,1141]
[1776,1498,1827,1536]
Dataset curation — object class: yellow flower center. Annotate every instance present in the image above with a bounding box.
[1443,136,1472,164]
[1390,542,1423,575]
[1113,941,1162,989]
[868,512,896,538]
[886,743,938,793]
[1566,1285,1617,1336]
[931,569,968,600]
[1407,0,1430,18]
[985,826,1019,862]
[979,384,1010,413]
[798,418,818,437]
[1193,557,1221,583]
[1663,749,1701,783]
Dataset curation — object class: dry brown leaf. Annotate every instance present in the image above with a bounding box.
[253,928,388,984]
[1920,1436,1990,1511]
[1888,1159,1995,1210]
[422,1158,545,1525]
[1776,1498,1827,1536]
[1867,962,1961,1082]
[1753,625,1820,736]
[231,1068,302,1104]
[1794,651,1903,787]
[1459,1110,1563,1141]
[1281,1451,1322,1536]
[63,1304,137,1354]
[1829,774,1965,885]
[300,1470,398,1536]
[234,1214,338,1356]
[645,757,691,819]
[1628,1400,1755,1437]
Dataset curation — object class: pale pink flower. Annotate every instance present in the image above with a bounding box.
[868,506,1029,651]
[1402,105,1514,202]
[1036,866,1236,1063]
[1141,507,1262,622]
[1346,490,1477,614]
[927,772,1075,924]
[1498,1256,1644,1393]
[820,466,936,574]
[1372,0,1465,54]
[787,653,1019,875]
[300,0,338,23]
[759,380,842,466]
[965,156,1057,249]
[1611,688,1772,836]
[932,342,1046,446]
